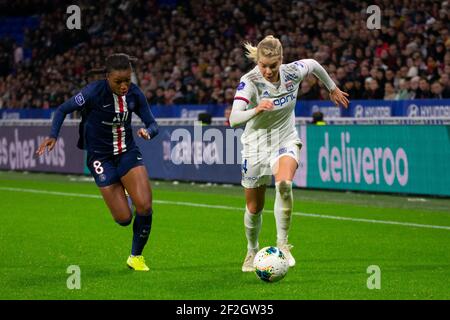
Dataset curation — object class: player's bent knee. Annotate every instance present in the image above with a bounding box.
[135,206,153,216]
[277,180,293,200]
[134,199,152,216]
[247,204,264,214]
[116,217,132,226]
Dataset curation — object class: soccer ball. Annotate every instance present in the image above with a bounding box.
[253,246,289,282]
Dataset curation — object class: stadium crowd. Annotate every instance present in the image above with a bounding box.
[0,0,449,110]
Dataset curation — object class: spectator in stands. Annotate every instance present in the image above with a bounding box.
[150,87,166,105]
[384,82,396,100]
[0,0,448,108]
[439,74,450,98]
[311,111,326,125]
[299,80,319,100]
[409,76,420,99]
[395,78,412,100]
[430,81,444,99]
[416,78,432,99]
[343,80,359,100]
[362,78,383,99]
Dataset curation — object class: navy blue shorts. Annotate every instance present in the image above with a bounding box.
[87,147,145,187]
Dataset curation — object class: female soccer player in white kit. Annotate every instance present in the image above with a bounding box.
[229,35,349,272]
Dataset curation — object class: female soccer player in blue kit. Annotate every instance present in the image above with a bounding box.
[36,53,158,271]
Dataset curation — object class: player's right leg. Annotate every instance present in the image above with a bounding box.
[87,154,132,226]
[99,183,133,226]
[240,153,271,272]
[241,185,266,272]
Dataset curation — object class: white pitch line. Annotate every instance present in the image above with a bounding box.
[1,186,450,231]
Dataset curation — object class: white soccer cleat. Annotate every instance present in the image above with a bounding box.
[242,249,258,272]
[278,242,295,267]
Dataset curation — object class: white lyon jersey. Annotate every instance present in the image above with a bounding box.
[233,59,336,156]
[234,60,309,156]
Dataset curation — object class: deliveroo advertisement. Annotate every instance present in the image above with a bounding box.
[305,125,450,196]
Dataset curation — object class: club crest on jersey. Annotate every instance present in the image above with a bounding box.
[285,80,294,91]
[75,93,85,106]
[237,82,246,90]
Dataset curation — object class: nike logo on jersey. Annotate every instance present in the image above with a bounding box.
[137,157,143,160]
[102,104,111,108]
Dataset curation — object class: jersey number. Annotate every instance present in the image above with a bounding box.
[242,159,248,174]
[93,161,104,174]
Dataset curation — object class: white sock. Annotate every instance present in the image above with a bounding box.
[244,206,262,251]
[274,180,293,244]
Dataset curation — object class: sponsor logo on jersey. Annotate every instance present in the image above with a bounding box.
[237,82,246,90]
[242,176,259,181]
[273,93,296,107]
[75,93,85,106]
[111,112,129,125]
[278,147,287,155]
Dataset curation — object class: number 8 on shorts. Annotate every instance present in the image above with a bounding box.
[93,160,104,174]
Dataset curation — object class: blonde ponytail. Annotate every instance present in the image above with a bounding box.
[243,35,283,63]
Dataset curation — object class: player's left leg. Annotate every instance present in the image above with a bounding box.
[120,164,153,271]
[272,152,299,267]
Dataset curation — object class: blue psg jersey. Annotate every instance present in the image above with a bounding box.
[49,80,158,156]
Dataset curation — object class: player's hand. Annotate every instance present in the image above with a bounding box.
[255,99,274,114]
[36,137,56,157]
[329,87,349,108]
[137,128,151,140]
[330,87,349,108]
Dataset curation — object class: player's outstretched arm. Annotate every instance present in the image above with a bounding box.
[35,88,91,157]
[36,137,56,156]
[135,86,159,140]
[299,59,349,108]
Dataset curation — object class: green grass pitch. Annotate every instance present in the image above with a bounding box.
[0,171,449,300]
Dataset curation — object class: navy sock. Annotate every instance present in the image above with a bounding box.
[131,210,153,256]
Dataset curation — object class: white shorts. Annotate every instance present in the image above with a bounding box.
[241,141,302,189]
